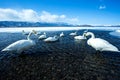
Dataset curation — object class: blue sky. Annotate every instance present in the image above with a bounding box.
[0,0,120,25]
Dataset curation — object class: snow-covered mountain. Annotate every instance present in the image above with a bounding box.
[0,21,74,27]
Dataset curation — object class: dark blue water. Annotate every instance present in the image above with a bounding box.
[0,30,120,80]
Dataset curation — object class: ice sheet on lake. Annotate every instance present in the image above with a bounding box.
[0,27,120,33]
[109,30,120,38]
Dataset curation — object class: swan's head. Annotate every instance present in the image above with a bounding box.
[85,32,95,38]
[82,32,87,37]
[85,32,93,36]
[22,30,25,32]
[32,30,37,34]
[32,30,38,36]
[27,30,37,40]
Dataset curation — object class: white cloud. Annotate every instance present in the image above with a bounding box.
[39,11,59,22]
[99,5,106,10]
[68,18,79,24]
[0,8,19,21]
[0,8,79,24]
[19,9,39,22]
[60,15,66,19]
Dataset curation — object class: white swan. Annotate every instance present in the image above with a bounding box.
[1,30,36,54]
[44,35,59,42]
[85,32,119,52]
[22,30,29,35]
[69,31,77,36]
[74,32,86,40]
[60,32,64,37]
[38,32,46,39]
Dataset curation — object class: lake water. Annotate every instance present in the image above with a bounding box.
[0,27,120,80]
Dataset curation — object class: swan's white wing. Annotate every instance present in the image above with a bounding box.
[2,40,25,51]
[74,36,86,40]
[70,33,76,35]
[88,38,119,51]
[2,40,35,52]
[60,33,64,37]
[44,37,53,41]
[39,35,46,39]
[44,36,59,42]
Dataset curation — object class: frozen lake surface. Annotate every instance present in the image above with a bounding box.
[0,27,120,33]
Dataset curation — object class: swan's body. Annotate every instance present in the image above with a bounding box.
[22,30,29,35]
[44,36,59,42]
[60,32,64,37]
[69,31,77,36]
[74,33,86,40]
[2,30,36,53]
[86,32,119,52]
[38,32,46,39]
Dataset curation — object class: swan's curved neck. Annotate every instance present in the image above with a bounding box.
[27,31,32,40]
[88,32,95,39]
[22,30,25,34]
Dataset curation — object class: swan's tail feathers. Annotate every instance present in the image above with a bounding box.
[1,48,12,52]
[110,50,120,53]
[116,51,120,53]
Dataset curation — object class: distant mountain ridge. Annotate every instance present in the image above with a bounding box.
[0,21,74,27]
[0,21,120,27]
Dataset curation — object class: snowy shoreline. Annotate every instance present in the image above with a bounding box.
[0,27,120,33]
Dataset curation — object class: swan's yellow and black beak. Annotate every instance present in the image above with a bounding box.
[32,30,39,37]
[32,30,37,34]
[83,32,87,37]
